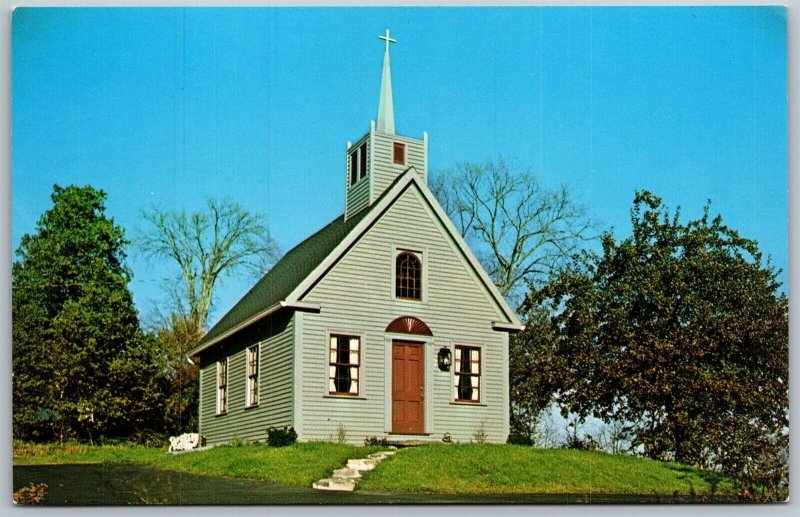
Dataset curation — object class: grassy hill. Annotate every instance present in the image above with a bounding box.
[15,441,735,497]
[358,444,734,496]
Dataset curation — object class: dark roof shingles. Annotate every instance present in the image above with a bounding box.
[197,209,369,348]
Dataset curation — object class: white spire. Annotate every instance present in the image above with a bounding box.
[377,29,396,134]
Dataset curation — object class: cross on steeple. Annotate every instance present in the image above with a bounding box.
[378,29,396,53]
[376,29,396,134]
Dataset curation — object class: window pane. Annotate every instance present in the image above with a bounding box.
[335,365,351,392]
[350,151,358,185]
[455,346,480,402]
[359,143,368,178]
[460,353,471,373]
[393,142,405,164]
[329,334,360,395]
[458,373,472,400]
[396,252,422,299]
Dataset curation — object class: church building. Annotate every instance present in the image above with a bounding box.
[189,31,523,445]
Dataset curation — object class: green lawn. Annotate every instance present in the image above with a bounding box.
[13,441,384,487]
[14,441,735,496]
[358,444,735,496]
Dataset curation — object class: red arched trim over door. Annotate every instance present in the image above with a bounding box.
[385,316,433,336]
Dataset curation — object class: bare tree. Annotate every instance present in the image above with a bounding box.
[430,157,593,305]
[594,418,633,455]
[139,198,280,333]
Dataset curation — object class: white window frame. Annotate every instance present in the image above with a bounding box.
[246,344,260,408]
[453,345,481,403]
[327,333,362,397]
[349,141,368,185]
[216,358,228,415]
[392,247,427,302]
[393,141,406,165]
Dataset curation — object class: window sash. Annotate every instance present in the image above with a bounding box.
[396,252,422,300]
[359,142,368,179]
[349,143,369,185]
[247,346,259,407]
[454,346,481,402]
[393,142,406,165]
[329,335,360,395]
[350,151,358,185]
[217,359,228,414]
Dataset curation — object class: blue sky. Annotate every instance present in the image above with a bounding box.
[11,6,787,329]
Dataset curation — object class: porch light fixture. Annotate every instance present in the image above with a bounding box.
[437,347,452,371]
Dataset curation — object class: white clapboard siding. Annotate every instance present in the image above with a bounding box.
[346,176,370,219]
[370,132,426,202]
[198,313,295,445]
[298,185,509,444]
[346,128,426,220]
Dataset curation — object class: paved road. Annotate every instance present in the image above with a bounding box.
[13,464,736,505]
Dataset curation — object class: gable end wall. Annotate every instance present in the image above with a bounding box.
[297,186,509,444]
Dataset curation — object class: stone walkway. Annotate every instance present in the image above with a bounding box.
[312,448,398,492]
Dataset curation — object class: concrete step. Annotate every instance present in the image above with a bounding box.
[313,450,401,492]
[332,468,361,480]
[367,450,396,458]
[347,458,378,471]
[312,478,356,492]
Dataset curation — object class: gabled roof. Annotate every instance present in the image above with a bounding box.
[190,209,369,354]
[190,167,523,356]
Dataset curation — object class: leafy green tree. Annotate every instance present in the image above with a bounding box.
[431,157,595,442]
[507,304,562,444]
[153,313,204,435]
[530,191,788,498]
[13,185,168,443]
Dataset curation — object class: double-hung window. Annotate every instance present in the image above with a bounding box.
[246,345,260,407]
[454,346,481,402]
[216,359,228,414]
[329,335,360,395]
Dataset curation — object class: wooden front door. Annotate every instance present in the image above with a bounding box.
[392,340,424,434]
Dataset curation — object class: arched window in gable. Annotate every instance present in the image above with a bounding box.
[396,251,422,300]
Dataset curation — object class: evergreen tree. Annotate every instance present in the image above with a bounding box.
[13,185,167,443]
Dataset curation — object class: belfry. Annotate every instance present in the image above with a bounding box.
[344,29,428,220]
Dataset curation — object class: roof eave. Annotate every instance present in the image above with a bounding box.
[285,167,523,329]
[492,321,526,332]
[187,301,320,357]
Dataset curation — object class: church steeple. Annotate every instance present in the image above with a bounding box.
[344,29,428,221]
[376,29,396,134]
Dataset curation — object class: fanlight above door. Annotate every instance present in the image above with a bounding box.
[385,316,433,336]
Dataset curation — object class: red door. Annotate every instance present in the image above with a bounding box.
[392,341,424,434]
